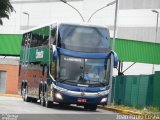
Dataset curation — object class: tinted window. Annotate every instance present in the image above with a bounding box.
[59,55,111,87]
[31,34,49,47]
[30,26,50,47]
[58,24,110,53]
[51,26,57,45]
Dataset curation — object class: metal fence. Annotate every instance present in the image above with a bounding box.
[111,71,160,108]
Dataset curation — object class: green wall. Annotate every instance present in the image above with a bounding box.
[0,34,160,64]
[0,34,22,56]
[112,72,160,108]
[153,71,160,107]
[115,38,160,64]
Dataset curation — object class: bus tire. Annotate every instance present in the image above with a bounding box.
[39,83,42,99]
[44,84,53,108]
[21,80,24,95]
[21,81,30,102]
[23,88,30,102]
[44,92,53,108]
[40,87,45,106]
[21,87,25,101]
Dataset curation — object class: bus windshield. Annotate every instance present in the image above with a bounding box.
[58,24,110,53]
[58,55,111,87]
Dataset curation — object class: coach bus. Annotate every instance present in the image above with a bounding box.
[19,22,118,111]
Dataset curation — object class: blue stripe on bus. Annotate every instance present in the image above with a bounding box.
[57,48,110,59]
[56,82,110,92]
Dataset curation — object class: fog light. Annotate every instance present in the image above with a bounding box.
[100,97,107,103]
[55,93,63,100]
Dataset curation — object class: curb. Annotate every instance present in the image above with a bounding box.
[0,93,21,98]
[98,106,142,115]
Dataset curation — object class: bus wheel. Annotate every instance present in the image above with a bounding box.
[22,88,30,102]
[84,105,97,111]
[22,88,26,101]
[44,91,53,108]
[40,90,45,106]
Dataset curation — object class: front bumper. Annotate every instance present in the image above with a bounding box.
[53,90,108,105]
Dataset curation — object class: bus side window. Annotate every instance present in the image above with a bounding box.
[50,25,57,79]
[51,27,57,45]
[31,26,49,47]
[50,61,56,79]
[50,45,56,79]
[30,33,38,47]
[22,34,27,47]
[22,33,31,48]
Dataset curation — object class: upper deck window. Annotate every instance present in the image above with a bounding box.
[58,24,110,53]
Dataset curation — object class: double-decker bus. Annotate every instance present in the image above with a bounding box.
[19,22,118,111]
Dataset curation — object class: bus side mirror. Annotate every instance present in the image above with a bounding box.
[51,44,57,60]
[110,51,118,68]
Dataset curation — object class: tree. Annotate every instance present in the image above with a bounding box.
[0,0,14,25]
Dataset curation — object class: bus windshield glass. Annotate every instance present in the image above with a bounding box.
[58,24,110,53]
[58,55,111,87]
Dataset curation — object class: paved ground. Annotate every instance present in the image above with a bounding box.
[0,96,118,120]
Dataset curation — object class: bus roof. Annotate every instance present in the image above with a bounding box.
[21,21,109,34]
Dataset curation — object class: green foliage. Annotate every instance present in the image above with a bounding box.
[109,105,160,114]
[0,0,15,25]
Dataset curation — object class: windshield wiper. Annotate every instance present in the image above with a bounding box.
[98,82,106,86]
[58,79,69,82]
[58,79,76,83]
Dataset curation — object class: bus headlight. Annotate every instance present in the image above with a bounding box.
[98,90,109,96]
[52,84,67,92]
[100,97,107,103]
[55,93,63,100]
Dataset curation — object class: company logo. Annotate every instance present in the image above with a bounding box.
[36,50,44,59]
[80,87,86,92]
[81,92,85,96]
[64,57,81,62]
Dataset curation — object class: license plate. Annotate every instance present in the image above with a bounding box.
[77,98,87,103]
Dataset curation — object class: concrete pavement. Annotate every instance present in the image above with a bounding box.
[0,95,115,114]
[0,95,118,120]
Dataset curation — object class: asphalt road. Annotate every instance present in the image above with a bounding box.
[0,96,118,120]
